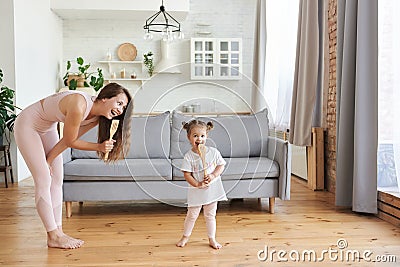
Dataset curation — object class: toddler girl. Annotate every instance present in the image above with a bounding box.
[176,120,227,249]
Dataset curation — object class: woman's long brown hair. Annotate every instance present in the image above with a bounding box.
[96,83,133,162]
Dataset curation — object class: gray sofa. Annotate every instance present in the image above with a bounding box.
[62,109,291,217]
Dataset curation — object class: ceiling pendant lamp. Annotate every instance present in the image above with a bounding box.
[143,0,184,41]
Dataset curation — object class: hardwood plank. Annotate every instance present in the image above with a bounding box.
[377,210,400,228]
[378,191,400,208]
[378,201,400,219]
[0,177,399,266]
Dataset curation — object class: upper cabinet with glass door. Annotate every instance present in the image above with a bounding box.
[191,38,242,80]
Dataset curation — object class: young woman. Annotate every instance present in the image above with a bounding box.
[14,83,133,249]
[176,120,227,249]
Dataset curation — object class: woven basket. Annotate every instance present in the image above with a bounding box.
[67,74,85,87]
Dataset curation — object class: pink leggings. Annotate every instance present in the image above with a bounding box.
[14,102,64,232]
[183,202,218,238]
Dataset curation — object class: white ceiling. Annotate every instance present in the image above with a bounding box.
[51,0,189,21]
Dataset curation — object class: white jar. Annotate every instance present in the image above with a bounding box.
[186,105,194,113]
[192,103,201,113]
[106,49,112,60]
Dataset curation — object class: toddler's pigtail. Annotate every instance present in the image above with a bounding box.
[182,121,189,131]
[206,121,214,131]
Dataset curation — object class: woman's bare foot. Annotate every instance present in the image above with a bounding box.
[57,226,84,247]
[176,235,190,247]
[209,238,222,249]
[63,234,84,247]
[47,229,84,249]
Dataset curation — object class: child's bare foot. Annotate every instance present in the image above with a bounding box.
[47,229,84,249]
[176,235,190,247]
[209,238,222,249]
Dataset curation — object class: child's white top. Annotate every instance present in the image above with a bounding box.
[181,146,227,207]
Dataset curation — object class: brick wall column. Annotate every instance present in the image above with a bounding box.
[325,0,337,193]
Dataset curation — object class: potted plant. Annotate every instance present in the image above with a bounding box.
[143,52,154,77]
[63,57,104,91]
[0,69,19,145]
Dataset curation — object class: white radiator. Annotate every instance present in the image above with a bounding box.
[290,144,307,180]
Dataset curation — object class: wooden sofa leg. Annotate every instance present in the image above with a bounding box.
[65,201,72,218]
[269,197,275,214]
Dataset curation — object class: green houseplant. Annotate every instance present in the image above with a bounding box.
[63,57,104,91]
[143,52,154,77]
[0,69,18,144]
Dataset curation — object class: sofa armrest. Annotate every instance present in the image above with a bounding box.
[62,147,72,164]
[267,137,291,200]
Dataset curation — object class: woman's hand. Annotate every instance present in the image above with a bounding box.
[46,160,54,176]
[99,139,116,153]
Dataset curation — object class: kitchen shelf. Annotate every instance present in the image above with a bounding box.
[99,60,143,73]
[105,78,149,82]
[99,60,151,88]
[104,77,150,88]
[98,60,143,64]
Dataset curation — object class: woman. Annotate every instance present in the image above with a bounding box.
[14,83,133,249]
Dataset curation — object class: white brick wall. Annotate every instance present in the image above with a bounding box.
[62,0,257,113]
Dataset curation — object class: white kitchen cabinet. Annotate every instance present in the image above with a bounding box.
[190,38,242,80]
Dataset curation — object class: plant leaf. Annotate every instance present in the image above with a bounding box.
[77,57,84,65]
[69,79,77,90]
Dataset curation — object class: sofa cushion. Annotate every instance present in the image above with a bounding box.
[170,109,269,159]
[171,157,279,181]
[71,111,171,159]
[64,158,172,181]
[71,127,98,159]
[127,111,170,159]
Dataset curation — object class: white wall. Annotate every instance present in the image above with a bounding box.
[2,0,63,181]
[0,0,16,89]
[0,0,16,184]
[61,0,257,113]
[14,0,62,108]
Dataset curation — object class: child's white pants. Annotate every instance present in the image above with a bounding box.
[183,201,218,238]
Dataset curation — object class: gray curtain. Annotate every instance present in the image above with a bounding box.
[336,0,378,213]
[289,0,325,146]
[312,0,328,129]
[252,0,267,112]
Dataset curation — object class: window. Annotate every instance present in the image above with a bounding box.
[378,0,400,194]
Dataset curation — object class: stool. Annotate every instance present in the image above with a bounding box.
[0,145,14,188]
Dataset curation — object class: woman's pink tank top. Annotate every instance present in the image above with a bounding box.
[41,90,97,125]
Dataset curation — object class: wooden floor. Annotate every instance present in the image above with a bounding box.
[0,177,399,266]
